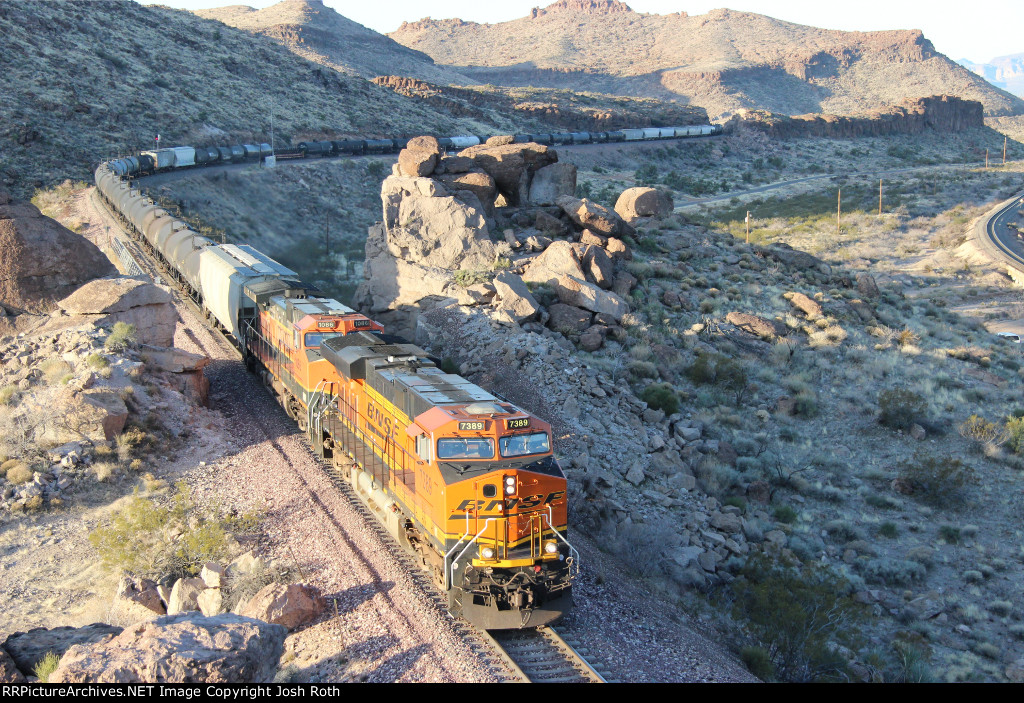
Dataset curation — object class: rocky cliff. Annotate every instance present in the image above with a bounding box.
[729,95,985,139]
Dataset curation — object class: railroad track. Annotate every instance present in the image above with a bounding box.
[487,627,610,683]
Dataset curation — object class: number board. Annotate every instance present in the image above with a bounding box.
[458,421,485,431]
[317,320,335,329]
[506,418,530,430]
[353,319,372,328]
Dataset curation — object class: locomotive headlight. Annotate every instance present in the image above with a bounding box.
[480,546,495,560]
[505,477,515,486]
[544,540,558,555]
[504,484,515,495]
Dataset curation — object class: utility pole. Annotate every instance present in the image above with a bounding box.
[1004,136,1008,165]
[986,148,989,169]
[745,211,750,243]
[879,179,883,216]
[837,188,841,235]
[325,212,330,258]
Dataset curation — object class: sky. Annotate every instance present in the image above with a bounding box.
[142,0,1024,64]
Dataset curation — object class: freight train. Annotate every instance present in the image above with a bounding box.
[93,160,578,629]
[102,124,723,178]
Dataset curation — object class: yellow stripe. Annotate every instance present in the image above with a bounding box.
[362,384,412,426]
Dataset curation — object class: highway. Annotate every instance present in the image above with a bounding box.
[974,191,1024,276]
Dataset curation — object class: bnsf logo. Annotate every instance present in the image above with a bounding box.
[452,491,565,517]
[366,401,393,438]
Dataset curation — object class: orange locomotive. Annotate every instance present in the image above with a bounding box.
[240,281,578,629]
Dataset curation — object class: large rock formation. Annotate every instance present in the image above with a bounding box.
[238,583,326,631]
[0,189,115,311]
[49,613,286,683]
[615,187,674,223]
[458,142,558,206]
[58,277,178,347]
[3,624,123,677]
[730,95,985,139]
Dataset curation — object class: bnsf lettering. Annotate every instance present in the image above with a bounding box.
[453,491,565,515]
[366,401,393,438]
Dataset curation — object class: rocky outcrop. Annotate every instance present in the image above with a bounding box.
[0,648,23,682]
[0,189,116,311]
[556,195,632,237]
[529,163,577,206]
[168,577,206,616]
[140,346,211,405]
[614,187,674,223]
[730,95,985,139]
[112,575,166,624]
[3,624,122,677]
[725,312,781,340]
[59,278,177,347]
[49,613,286,683]
[492,272,541,323]
[238,584,326,631]
[555,274,629,321]
[458,142,558,206]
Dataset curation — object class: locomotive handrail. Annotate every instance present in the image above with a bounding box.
[543,505,580,580]
[444,512,496,590]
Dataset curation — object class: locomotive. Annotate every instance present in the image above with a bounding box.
[93,160,577,629]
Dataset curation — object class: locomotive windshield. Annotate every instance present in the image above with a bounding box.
[304,332,344,348]
[437,437,495,460]
[499,432,551,458]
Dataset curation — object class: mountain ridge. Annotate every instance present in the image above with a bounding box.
[390,3,1024,120]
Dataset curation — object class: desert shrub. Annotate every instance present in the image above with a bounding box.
[87,353,110,370]
[878,522,899,538]
[958,414,1009,451]
[0,385,19,405]
[607,518,677,579]
[793,389,818,418]
[640,383,680,415]
[773,505,797,524]
[878,388,926,429]
[89,482,234,579]
[939,525,961,543]
[104,321,138,352]
[988,600,1013,618]
[39,359,71,385]
[731,555,862,682]
[453,269,491,287]
[740,645,776,681]
[1007,416,1024,456]
[439,357,459,374]
[628,360,658,379]
[860,557,926,586]
[685,352,748,404]
[222,561,286,613]
[5,463,33,485]
[897,453,976,507]
[824,519,863,542]
[33,651,60,683]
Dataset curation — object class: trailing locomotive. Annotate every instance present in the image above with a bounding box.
[93,160,578,629]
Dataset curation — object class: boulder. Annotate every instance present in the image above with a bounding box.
[580,229,608,247]
[709,512,743,534]
[547,303,592,334]
[614,187,674,223]
[37,388,130,444]
[238,584,327,631]
[605,237,632,261]
[49,613,286,683]
[459,142,557,206]
[555,195,631,237]
[112,575,166,623]
[59,278,177,347]
[787,292,822,319]
[856,273,880,298]
[746,480,772,505]
[579,331,604,352]
[725,312,780,340]
[437,155,474,174]
[0,188,116,310]
[582,246,614,289]
[529,163,577,205]
[198,589,223,618]
[200,562,226,590]
[535,210,568,236]
[0,648,23,682]
[397,136,443,177]
[522,241,585,287]
[3,624,122,676]
[492,272,541,324]
[767,243,831,275]
[612,271,637,298]
[437,171,497,215]
[167,577,206,615]
[555,275,630,321]
[227,552,265,579]
[140,346,211,405]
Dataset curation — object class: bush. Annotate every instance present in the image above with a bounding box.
[897,453,976,507]
[773,505,797,524]
[33,651,60,683]
[104,322,138,352]
[89,482,234,579]
[1007,415,1024,456]
[87,353,110,370]
[731,555,862,682]
[0,385,18,405]
[958,414,1009,450]
[640,383,680,415]
[860,558,926,586]
[740,645,776,681]
[5,463,33,485]
[878,522,899,538]
[685,352,748,404]
[878,388,926,429]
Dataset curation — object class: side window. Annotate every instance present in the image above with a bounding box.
[416,434,430,462]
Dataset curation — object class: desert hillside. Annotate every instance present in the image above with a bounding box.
[960,54,1024,99]
[195,0,474,85]
[0,0,474,196]
[389,0,1024,120]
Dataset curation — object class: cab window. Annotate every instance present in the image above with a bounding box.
[437,437,495,460]
[499,432,550,458]
[304,332,343,348]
